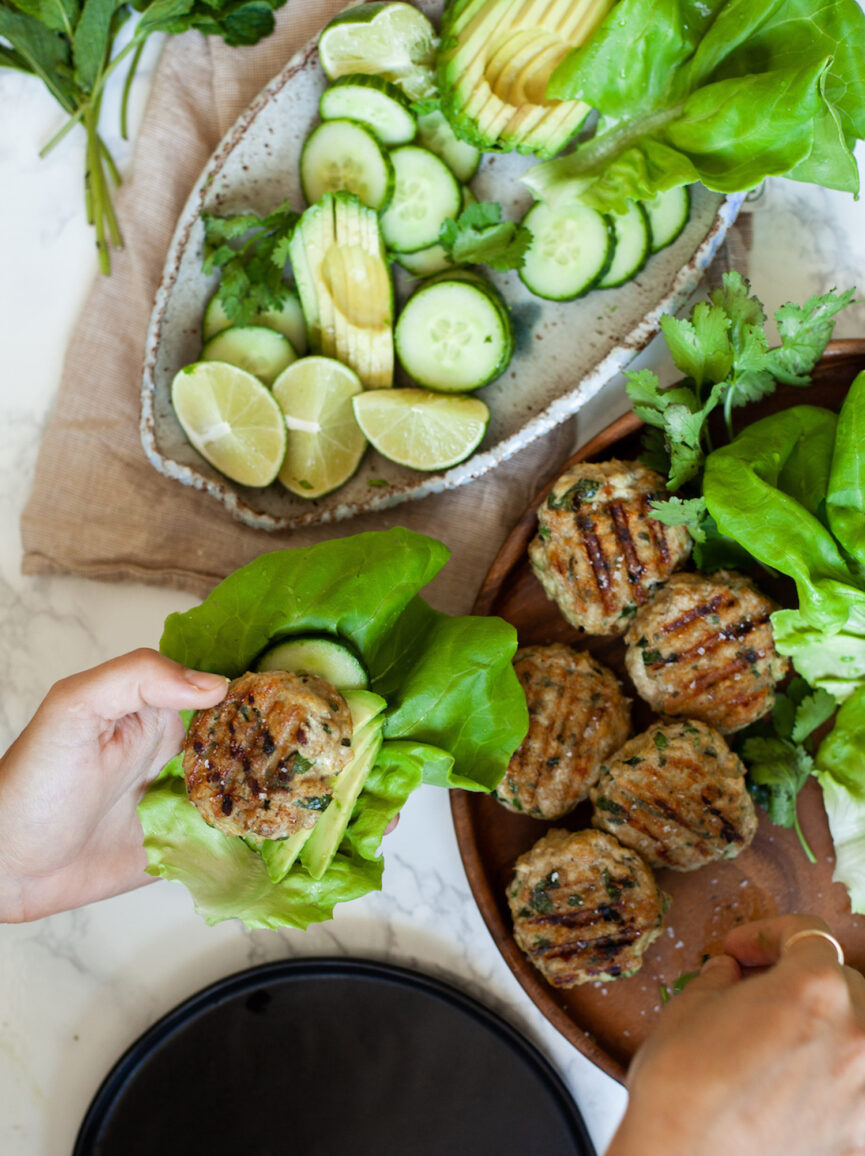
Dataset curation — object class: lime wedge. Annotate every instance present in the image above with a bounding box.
[272,357,366,498]
[318,2,438,102]
[352,388,489,471]
[171,361,286,487]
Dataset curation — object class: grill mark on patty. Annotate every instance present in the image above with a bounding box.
[532,926,642,961]
[660,593,729,635]
[640,494,671,567]
[609,500,647,604]
[576,512,616,613]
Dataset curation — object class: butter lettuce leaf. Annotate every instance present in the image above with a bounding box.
[527,0,865,212]
[143,529,526,927]
[816,686,865,914]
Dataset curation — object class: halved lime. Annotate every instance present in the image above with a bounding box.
[352,388,489,470]
[318,2,438,102]
[272,357,366,498]
[201,325,297,386]
[171,362,287,487]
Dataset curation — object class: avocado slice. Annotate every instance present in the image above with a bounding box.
[300,689,386,880]
[259,688,386,884]
[438,0,613,155]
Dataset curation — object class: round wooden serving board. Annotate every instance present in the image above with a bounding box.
[452,339,865,1083]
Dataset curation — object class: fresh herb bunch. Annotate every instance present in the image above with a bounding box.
[438,200,532,272]
[738,678,835,862]
[202,201,299,325]
[0,0,287,273]
[625,273,854,558]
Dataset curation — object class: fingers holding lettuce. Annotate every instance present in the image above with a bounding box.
[0,531,525,928]
[0,650,228,923]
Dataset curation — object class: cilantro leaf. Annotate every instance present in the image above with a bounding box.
[741,735,816,861]
[438,201,532,272]
[660,304,733,387]
[769,288,857,386]
[649,496,708,542]
[202,200,298,326]
[791,687,836,744]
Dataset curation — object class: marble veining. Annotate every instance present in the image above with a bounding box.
[1,32,865,1156]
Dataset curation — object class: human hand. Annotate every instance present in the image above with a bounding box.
[607,914,865,1156]
[0,649,227,923]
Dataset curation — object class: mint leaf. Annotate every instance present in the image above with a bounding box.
[439,201,531,272]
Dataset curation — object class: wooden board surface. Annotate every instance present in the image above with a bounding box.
[452,339,865,1083]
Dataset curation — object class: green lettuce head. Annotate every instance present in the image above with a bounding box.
[139,528,527,929]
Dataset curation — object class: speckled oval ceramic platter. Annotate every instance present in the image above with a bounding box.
[140,0,744,532]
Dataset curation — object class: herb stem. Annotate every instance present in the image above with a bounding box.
[794,809,817,864]
[120,40,146,141]
[39,103,88,158]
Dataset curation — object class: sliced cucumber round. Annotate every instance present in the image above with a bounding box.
[643,185,691,253]
[202,290,307,354]
[201,325,297,386]
[300,119,395,211]
[519,201,613,301]
[379,145,461,253]
[416,108,481,183]
[395,276,513,392]
[598,201,651,289]
[256,635,369,690]
[320,74,416,146]
[395,184,475,276]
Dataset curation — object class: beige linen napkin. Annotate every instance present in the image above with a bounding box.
[21,3,747,613]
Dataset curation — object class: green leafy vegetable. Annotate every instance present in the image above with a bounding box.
[438,201,532,272]
[202,201,299,327]
[816,686,865,913]
[626,276,853,489]
[0,0,287,272]
[524,0,865,214]
[143,529,527,928]
[742,736,816,861]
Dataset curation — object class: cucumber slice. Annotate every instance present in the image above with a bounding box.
[202,291,307,355]
[643,185,691,253]
[416,108,481,183]
[256,635,369,688]
[300,119,395,210]
[300,689,387,880]
[201,325,297,386]
[380,146,462,254]
[320,74,416,146]
[597,201,651,289]
[519,200,613,301]
[395,276,513,391]
[259,688,385,883]
[395,185,476,277]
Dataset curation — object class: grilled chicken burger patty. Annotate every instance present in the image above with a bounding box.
[624,570,789,733]
[528,459,692,637]
[495,643,631,819]
[183,669,353,840]
[590,720,758,871]
[509,828,667,987]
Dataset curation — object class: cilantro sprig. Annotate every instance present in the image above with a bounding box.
[739,678,836,862]
[438,201,532,273]
[627,274,854,558]
[202,201,299,326]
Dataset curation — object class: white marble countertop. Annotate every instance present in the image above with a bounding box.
[2,30,865,1156]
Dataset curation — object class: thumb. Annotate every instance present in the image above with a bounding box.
[47,649,229,725]
[689,953,742,993]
